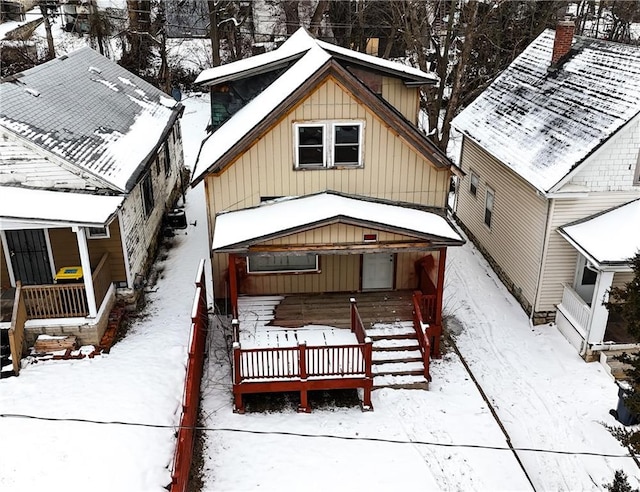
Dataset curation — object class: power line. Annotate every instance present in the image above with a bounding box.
[0,412,636,460]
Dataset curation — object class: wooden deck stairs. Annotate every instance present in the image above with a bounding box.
[367,322,429,390]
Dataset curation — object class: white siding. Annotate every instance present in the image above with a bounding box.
[565,115,640,192]
[537,191,640,311]
[456,138,548,308]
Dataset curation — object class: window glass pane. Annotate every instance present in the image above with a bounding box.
[298,147,324,165]
[334,145,359,164]
[335,125,359,144]
[298,126,323,146]
[581,265,597,285]
[248,254,318,273]
[484,190,494,227]
[470,173,479,195]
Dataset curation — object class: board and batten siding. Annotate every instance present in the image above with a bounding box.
[536,191,640,312]
[381,76,419,124]
[206,77,449,298]
[456,138,548,309]
[206,77,449,221]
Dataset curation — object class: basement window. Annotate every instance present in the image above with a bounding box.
[247,254,319,274]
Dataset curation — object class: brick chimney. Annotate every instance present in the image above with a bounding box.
[551,19,575,65]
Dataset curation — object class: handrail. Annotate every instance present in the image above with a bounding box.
[349,298,367,343]
[560,283,591,333]
[92,252,112,310]
[412,290,432,381]
[8,281,27,375]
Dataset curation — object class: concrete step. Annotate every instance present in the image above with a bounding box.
[372,361,425,376]
[372,349,422,364]
[373,374,429,390]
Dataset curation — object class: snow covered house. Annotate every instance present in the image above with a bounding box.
[452,20,640,359]
[0,47,185,368]
[192,28,464,410]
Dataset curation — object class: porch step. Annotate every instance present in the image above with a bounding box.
[373,374,429,390]
[372,361,425,376]
[372,349,422,364]
[372,338,420,351]
[366,322,415,340]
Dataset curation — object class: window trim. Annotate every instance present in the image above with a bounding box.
[469,171,479,196]
[141,172,155,218]
[87,225,110,239]
[246,255,320,274]
[484,187,495,228]
[294,120,364,170]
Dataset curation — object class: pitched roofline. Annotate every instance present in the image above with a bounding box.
[191,60,451,186]
[548,110,640,193]
[122,103,184,192]
[0,125,119,193]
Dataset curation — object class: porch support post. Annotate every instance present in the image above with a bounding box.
[586,270,614,345]
[75,227,97,318]
[228,253,238,318]
[433,247,447,358]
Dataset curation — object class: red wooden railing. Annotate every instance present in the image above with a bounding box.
[412,291,433,381]
[171,259,208,492]
[232,298,373,413]
[350,297,367,343]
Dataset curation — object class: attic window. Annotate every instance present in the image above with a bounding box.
[294,121,364,169]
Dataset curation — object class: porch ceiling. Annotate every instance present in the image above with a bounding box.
[558,198,640,270]
[212,191,464,253]
[0,186,123,230]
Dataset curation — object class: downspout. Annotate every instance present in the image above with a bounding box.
[530,195,553,326]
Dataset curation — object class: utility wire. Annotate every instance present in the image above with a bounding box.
[0,412,636,460]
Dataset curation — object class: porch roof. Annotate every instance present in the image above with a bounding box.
[558,199,640,270]
[0,186,123,230]
[212,191,464,252]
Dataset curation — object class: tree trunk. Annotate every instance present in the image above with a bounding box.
[208,0,221,66]
[309,0,329,36]
[283,1,300,36]
[39,5,55,60]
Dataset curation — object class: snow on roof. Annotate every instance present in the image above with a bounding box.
[452,29,640,192]
[559,199,640,267]
[192,46,332,181]
[212,192,463,250]
[0,186,124,227]
[0,47,181,193]
[195,28,436,87]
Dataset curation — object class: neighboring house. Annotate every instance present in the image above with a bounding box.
[452,20,640,359]
[191,28,464,409]
[0,47,185,364]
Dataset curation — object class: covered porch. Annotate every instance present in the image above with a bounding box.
[0,188,126,375]
[555,199,640,358]
[211,192,464,411]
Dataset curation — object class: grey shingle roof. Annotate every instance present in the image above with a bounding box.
[452,29,640,193]
[0,47,182,192]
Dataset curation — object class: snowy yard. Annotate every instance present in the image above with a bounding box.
[1,92,638,491]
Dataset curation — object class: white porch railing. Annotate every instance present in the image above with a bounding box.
[559,283,591,334]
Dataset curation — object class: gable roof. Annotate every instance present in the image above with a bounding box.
[0,47,182,193]
[192,43,451,185]
[452,29,640,193]
[558,199,640,269]
[195,28,437,87]
[212,191,464,252]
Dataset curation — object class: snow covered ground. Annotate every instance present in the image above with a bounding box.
[0,93,212,491]
[1,88,638,490]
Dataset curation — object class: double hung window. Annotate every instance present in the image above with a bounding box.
[295,121,363,169]
[247,254,319,274]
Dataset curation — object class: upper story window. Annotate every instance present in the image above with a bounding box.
[469,171,479,196]
[634,152,640,186]
[294,121,363,169]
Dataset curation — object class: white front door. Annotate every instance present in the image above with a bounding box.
[362,253,394,290]
[574,254,597,305]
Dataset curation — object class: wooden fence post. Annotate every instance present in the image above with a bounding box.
[298,342,310,413]
[350,298,357,332]
[362,337,373,411]
[232,342,244,414]
[232,319,239,344]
